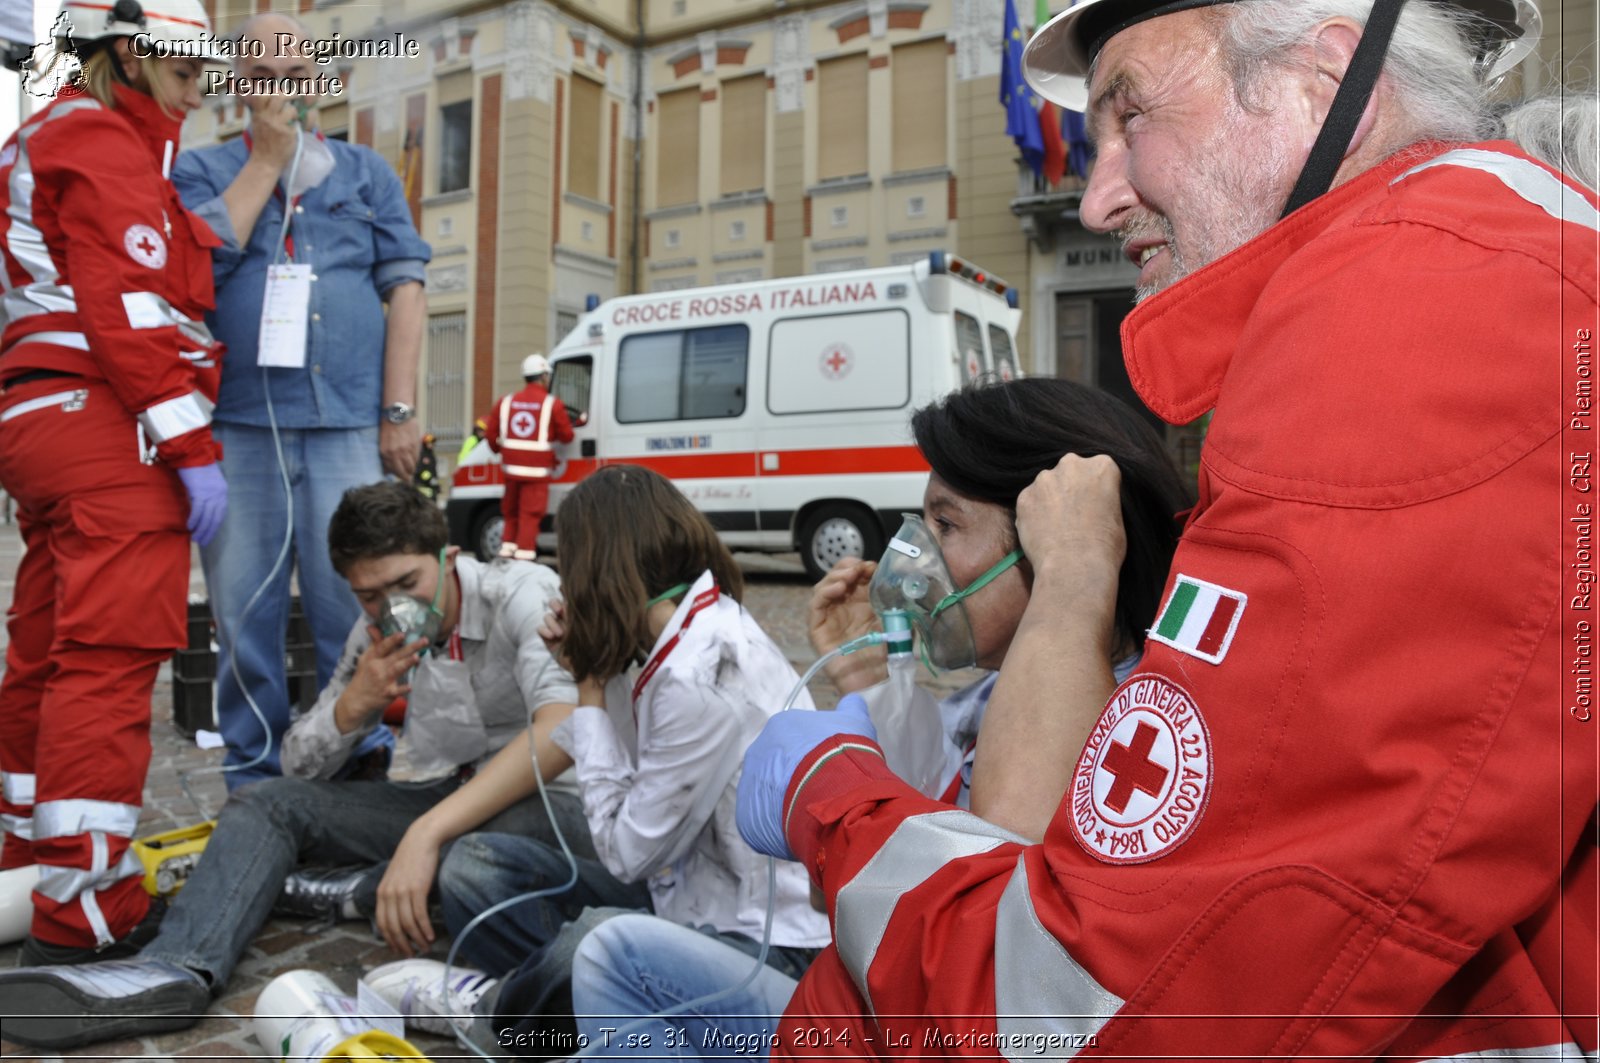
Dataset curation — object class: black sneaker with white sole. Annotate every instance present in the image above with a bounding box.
[0,958,210,1050]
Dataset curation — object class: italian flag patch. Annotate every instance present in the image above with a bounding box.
[1149,575,1246,665]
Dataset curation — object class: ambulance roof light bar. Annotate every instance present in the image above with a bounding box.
[928,251,1016,306]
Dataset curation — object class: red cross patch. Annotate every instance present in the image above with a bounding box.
[1069,673,1212,865]
[818,343,853,381]
[123,224,167,269]
[510,409,537,436]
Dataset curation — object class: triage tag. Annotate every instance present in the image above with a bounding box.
[257,262,312,368]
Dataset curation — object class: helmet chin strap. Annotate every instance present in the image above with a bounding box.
[1281,0,1408,217]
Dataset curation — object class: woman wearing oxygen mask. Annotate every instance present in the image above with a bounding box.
[0,0,228,967]
[377,465,830,1053]
[564,378,1191,1058]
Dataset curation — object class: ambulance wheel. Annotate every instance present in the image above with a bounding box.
[798,504,883,583]
[471,506,505,562]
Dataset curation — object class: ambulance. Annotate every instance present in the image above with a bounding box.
[446,252,1021,580]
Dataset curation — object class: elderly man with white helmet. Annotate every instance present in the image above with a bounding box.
[476,352,576,561]
[734,0,1598,1057]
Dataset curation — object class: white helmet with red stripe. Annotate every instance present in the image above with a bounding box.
[1023,0,1541,111]
[56,0,225,60]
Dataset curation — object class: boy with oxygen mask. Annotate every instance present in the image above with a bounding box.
[0,482,640,1052]
[565,379,1191,1057]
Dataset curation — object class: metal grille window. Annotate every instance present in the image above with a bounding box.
[425,311,469,457]
[555,309,579,345]
[551,356,593,421]
[617,325,749,423]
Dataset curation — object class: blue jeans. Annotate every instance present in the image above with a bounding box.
[438,831,654,977]
[570,914,804,1060]
[200,423,387,788]
[140,774,591,987]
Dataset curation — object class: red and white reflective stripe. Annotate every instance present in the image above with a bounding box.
[631,584,721,705]
[1394,148,1600,232]
[33,797,144,946]
[0,388,87,423]
[500,391,559,447]
[122,290,181,330]
[9,329,89,350]
[0,770,35,841]
[504,462,554,478]
[827,805,1124,1061]
[1420,1046,1594,1061]
[0,771,35,806]
[138,389,213,443]
[3,97,100,312]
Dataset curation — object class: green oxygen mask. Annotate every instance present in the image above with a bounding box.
[867,514,1022,671]
[377,547,448,655]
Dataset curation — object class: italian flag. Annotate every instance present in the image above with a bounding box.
[1150,575,1246,664]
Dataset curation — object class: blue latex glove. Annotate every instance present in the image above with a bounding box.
[176,462,228,548]
[737,693,878,861]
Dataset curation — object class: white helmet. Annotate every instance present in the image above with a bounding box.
[1023,0,1541,111]
[521,353,551,379]
[56,0,226,62]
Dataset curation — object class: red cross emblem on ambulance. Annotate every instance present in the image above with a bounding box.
[1070,673,1213,864]
[819,343,853,381]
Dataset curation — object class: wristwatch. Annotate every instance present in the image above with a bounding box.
[382,402,416,425]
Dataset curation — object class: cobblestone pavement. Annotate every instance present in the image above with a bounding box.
[0,521,977,1061]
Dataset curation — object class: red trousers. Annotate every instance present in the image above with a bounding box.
[0,378,189,948]
[501,478,550,552]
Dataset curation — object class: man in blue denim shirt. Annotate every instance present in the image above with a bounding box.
[172,13,431,787]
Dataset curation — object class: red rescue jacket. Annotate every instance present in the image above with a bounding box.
[779,142,1600,1060]
[482,381,574,483]
[0,83,223,467]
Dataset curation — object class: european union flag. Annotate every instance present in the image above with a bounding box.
[1000,0,1044,177]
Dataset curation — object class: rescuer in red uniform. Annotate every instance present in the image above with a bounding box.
[480,353,574,561]
[736,0,1600,1057]
[0,0,228,964]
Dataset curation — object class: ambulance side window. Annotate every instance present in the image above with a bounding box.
[551,357,593,420]
[617,324,750,423]
[988,324,1018,382]
[954,312,986,384]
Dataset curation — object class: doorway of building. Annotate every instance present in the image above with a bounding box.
[1053,288,1165,433]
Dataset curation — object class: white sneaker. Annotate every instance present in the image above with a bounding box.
[361,959,498,1036]
[497,542,519,559]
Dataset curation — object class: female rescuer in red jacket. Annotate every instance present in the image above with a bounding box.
[0,0,229,964]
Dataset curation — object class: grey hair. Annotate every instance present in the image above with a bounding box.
[1218,0,1597,190]
[1503,93,1599,190]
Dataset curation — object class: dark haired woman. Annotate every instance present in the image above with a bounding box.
[419,465,828,1051]
[567,378,1192,1056]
